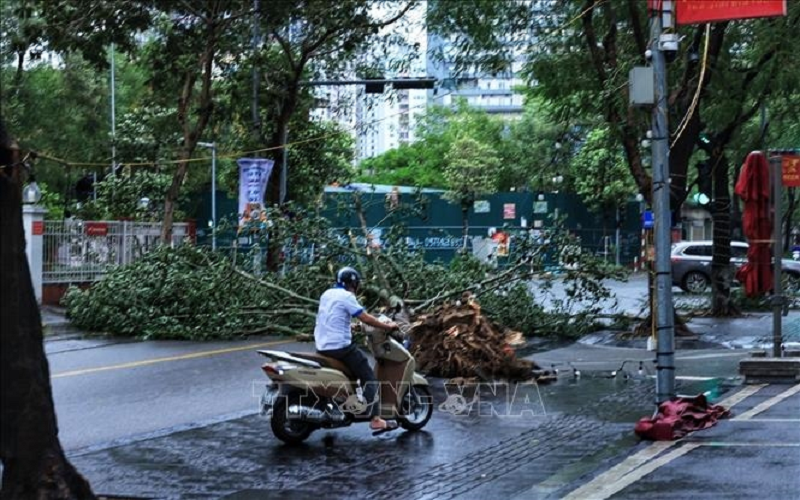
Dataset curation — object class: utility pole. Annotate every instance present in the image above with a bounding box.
[252,0,261,145]
[110,43,116,170]
[198,142,217,251]
[650,2,676,403]
[771,153,783,357]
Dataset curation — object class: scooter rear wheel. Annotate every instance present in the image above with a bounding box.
[271,396,315,445]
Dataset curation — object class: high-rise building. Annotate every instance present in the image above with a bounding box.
[426,11,525,116]
[311,1,527,162]
[354,86,428,161]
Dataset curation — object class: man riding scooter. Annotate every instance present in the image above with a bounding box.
[314,267,400,433]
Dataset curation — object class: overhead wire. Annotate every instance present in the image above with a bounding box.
[670,24,711,149]
[28,0,608,170]
[33,88,457,169]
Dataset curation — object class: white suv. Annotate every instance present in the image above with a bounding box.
[670,240,800,293]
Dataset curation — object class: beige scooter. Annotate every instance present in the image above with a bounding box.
[258,317,433,444]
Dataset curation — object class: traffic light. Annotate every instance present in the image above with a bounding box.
[696,161,712,204]
[364,77,438,93]
[392,77,436,90]
[364,79,385,94]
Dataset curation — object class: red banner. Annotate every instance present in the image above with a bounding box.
[84,222,109,236]
[783,155,800,188]
[676,0,787,25]
[32,221,44,236]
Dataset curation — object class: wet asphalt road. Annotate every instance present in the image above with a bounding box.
[48,337,295,452]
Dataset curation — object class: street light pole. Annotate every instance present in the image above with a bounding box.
[650,3,676,403]
[198,142,217,251]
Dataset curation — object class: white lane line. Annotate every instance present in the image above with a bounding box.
[561,443,701,500]
[728,418,800,423]
[560,441,676,500]
[560,385,767,500]
[699,442,800,447]
[643,375,717,381]
[716,384,766,409]
[734,383,800,420]
[676,352,753,360]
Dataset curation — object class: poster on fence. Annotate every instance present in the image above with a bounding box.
[238,158,275,226]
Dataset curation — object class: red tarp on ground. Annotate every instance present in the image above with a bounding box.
[635,394,730,441]
[734,151,773,297]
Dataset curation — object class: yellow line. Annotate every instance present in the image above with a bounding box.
[734,383,800,420]
[52,340,292,379]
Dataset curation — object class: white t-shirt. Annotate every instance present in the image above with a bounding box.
[314,286,364,351]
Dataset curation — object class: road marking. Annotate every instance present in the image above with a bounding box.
[560,441,676,500]
[716,383,766,409]
[562,443,701,500]
[729,418,800,423]
[734,383,800,420]
[699,442,800,447]
[51,340,293,379]
[676,352,752,360]
[560,385,770,500]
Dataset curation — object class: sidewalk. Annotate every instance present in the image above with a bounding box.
[552,382,800,500]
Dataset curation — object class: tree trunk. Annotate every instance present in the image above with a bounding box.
[264,84,300,272]
[709,151,739,316]
[160,155,190,244]
[160,20,217,244]
[0,123,96,498]
[731,156,744,242]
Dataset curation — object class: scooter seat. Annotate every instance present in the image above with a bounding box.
[289,352,355,379]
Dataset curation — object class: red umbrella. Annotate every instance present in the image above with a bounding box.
[734,151,772,296]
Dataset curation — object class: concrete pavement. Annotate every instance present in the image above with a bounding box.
[555,382,800,500]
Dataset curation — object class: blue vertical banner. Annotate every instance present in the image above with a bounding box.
[237,158,274,225]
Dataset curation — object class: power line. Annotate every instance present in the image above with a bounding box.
[33,87,457,169]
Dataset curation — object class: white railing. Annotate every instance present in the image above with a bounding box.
[42,220,194,284]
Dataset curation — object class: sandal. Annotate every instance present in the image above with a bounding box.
[370,420,399,436]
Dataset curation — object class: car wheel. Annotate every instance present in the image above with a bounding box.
[782,272,800,296]
[682,271,709,294]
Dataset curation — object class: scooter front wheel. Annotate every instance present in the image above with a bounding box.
[399,385,433,431]
[271,396,315,445]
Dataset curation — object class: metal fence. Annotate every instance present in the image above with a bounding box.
[42,220,193,284]
[202,224,641,277]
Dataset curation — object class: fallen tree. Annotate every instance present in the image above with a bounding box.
[66,200,622,342]
[408,294,555,382]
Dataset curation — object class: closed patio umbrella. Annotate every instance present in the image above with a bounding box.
[734,151,772,296]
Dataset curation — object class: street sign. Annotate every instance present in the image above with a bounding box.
[782,155,800,187]
[676,0,787,25]
[643,210,655,229]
